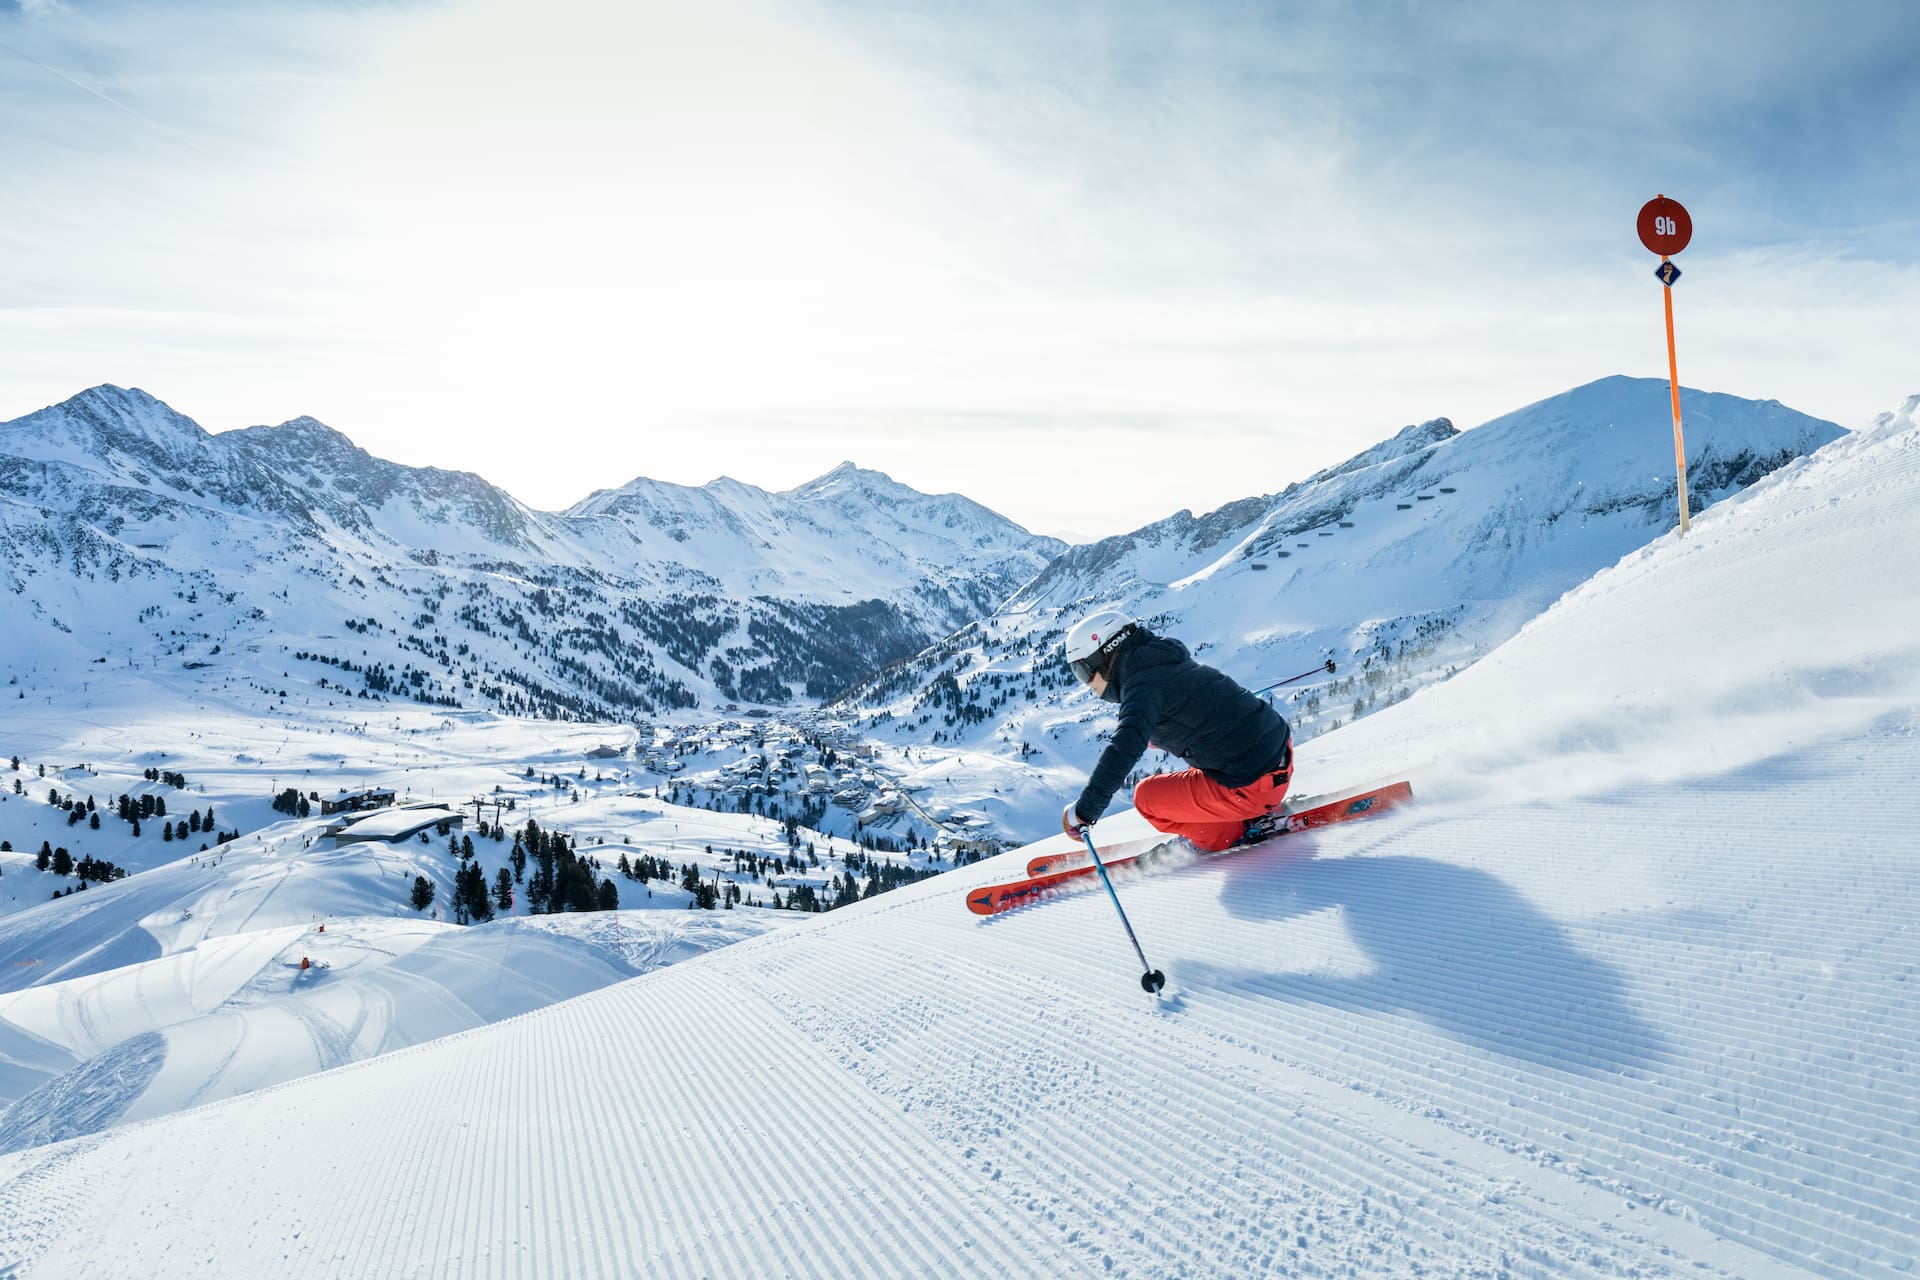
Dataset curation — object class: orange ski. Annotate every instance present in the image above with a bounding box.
[970,780,1413,917]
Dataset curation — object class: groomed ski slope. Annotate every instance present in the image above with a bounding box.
[0,404,1916,1277]
[0,805,822,1147]
[0,917,641,1152]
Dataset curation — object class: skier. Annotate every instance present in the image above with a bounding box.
[1062,610,1293,853]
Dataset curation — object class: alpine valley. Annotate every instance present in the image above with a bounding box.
[0,376,1846,846]
[3,375,1914,1280]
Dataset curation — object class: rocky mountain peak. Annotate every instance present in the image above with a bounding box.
[8,385,213,468]
[224,416,369,471]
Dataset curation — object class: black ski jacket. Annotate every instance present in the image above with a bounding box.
[1074,631,1292,823]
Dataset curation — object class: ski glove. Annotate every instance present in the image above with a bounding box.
[1061,803,1089,841]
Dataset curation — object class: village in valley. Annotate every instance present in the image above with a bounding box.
[1,694,1012,932]
[300,705,1009,916]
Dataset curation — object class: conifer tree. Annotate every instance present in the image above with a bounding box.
[410,875,436,912]
[458,861,494,923]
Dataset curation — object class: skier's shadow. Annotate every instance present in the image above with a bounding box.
[1188,840,1667,1075]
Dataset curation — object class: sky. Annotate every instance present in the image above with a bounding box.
[2,0,1916,540]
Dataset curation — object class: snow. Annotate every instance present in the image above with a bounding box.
[834,377,1849,824]
[0,693,898,1160]
[0,395,1911,1275]
[327,805,463,842]
[0,911,811,1155]
[0,384,1061,717]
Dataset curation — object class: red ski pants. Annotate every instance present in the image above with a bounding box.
[1133,761,1291,853]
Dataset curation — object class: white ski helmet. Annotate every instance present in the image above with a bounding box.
[1064,609,1137,686]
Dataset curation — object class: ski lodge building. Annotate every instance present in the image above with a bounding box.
[319,787,398,816]
[325,805,464,847]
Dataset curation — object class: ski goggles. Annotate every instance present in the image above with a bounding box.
[1075,625,1128,687]
[1069,625,1135,686]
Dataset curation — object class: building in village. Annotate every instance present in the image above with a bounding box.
[326,805,465,847]
[319,787,398,816]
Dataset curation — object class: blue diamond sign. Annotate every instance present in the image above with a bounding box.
[1655,260,1682,287]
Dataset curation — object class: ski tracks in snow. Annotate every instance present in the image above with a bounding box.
[0,731,1914,1276]
[732,906,1796,1278]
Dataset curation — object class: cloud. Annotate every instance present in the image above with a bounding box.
[0,2,377,308]
[0,0,1914,538]
[819,0,1920,276]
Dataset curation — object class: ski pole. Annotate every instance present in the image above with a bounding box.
[1079,828,1166,994]
[1253,656,1336,697]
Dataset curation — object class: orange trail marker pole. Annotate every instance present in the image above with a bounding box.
[1639,194,1694,537]
[1662,264,1690,535]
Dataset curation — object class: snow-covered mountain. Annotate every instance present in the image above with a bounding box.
[565,459,1057,621]
[0,391,1911,1278]
[223,414,553,553]
[834,376,1845,772]
[0,386,1063,717]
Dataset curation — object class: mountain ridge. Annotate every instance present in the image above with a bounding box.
[1,378,1845,733]
[0,386,1062,717]
[831,376,1846,780]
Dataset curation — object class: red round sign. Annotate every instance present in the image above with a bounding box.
[1637,196,1692,256]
